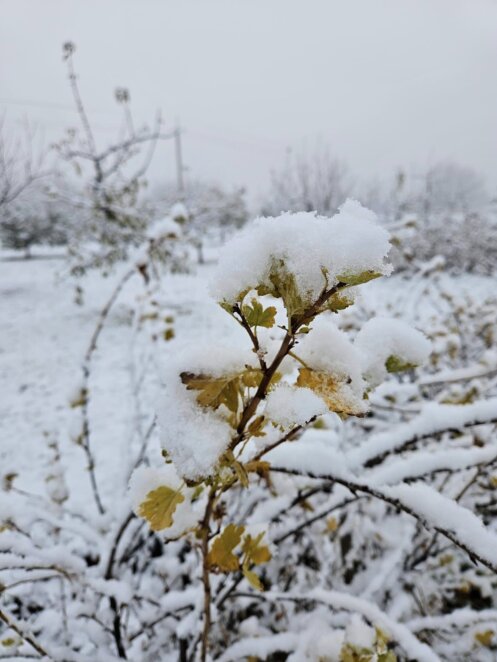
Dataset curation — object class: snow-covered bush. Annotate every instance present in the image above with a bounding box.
[152,180,249,264]
[3,200,497,662]
[127,200,438,660]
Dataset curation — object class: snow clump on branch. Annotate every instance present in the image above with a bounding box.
[210,199,392,306]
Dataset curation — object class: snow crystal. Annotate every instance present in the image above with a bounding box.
[210,199,391,305]
[264,384,327,429]
[355,317,431,386]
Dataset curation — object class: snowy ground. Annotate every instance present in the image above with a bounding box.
[2,250,497,661]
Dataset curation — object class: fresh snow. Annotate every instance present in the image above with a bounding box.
[210,199,391,304]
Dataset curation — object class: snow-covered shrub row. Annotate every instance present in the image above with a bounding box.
[2,200,497,661]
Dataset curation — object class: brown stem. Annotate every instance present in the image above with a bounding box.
[79,268,135,515]
[104,512,135,659]
[233,282,347,446]
[232,304,266,371]
[200,488,217,662]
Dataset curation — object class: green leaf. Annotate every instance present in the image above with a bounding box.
[208,523,245,572]
[337,271,382,286]
[267,262,308,320]
[385,355,417,373]
[219,301,235,315]
[242,299,277,328]
[378,653,397,662]
[138,485,184,532]
[326,291,354,313]
[340,644,374,662]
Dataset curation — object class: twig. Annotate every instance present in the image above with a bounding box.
[0,607,52,659]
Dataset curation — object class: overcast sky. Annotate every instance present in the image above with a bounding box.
[1,0,497,202]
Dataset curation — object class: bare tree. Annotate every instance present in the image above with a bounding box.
[55,42,176,273]
[0,116,49,210]
[261,144,352,216]
[0,117,54,254]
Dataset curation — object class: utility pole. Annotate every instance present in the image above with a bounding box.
[174,122,185,198]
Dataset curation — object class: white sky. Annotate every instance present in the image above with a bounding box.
[1,0,497,202]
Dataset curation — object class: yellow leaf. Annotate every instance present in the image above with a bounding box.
[180,372,242,413]
[208,523,245,572]
[138,485,184,532]
[247,415,266,437]
[475,630,494,647]
[242,370,264,388]
[326,517,338,532]
[242,531,272,566]
[245,460,271,475]
[233,460,249,488]
[242,563,264,591]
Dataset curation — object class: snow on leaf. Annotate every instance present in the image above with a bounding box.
[138,485,185,532]
[296,367,365,416]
